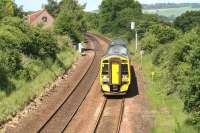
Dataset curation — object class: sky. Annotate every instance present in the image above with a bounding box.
[15,0,200,11]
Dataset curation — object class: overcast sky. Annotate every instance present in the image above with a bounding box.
[15,0,200,11]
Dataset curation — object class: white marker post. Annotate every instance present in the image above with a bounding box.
[78,43,83,53]
[131,22,138,52]
[135,29,138,51]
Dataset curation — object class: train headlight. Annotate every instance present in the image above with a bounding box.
[102,75,109,83]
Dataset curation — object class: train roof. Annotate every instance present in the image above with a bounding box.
[104,39,129,57]
[110,40,128,47]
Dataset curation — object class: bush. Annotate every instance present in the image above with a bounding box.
[16,59,44,81]
[158,28,200,128]
[0,63,15,94]
[141,24,180,53]
[152,45,170,65]
[0,50,21,75]
[148,24,180,44]
[0,17,30,32]
[54,0,87,43]
[0,24,30,50]
[0,16,60,90]
[25,28,59,59]
[141,32,159,53]
[0,17,59,59]
[174,11,200,32]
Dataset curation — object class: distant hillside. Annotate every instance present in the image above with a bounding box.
[142,3,200,10]
[142,3,200,21]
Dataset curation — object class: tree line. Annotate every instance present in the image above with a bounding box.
[142,3,200,10]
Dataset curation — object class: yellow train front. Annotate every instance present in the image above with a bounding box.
[100,40,131,95]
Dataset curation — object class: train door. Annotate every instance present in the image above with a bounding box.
[111,63,120,85]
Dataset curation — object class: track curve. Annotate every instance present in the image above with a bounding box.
[38,33,106,133]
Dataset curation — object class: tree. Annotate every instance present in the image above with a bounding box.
[0,0,14,19]
[148,24,180,44]
[54,0,87,43]
[99,0,142,39]
[174,11,200,32]
[84,12,99,30]
[45,0,60,17]
[141,32,159,53]
[13,3,24,18]
[0,0,24,19]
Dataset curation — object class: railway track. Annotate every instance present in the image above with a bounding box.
[5,33,150,133]
[62,34,125,133]
[37,34,105,133]
[91,34,125,133]
[94,97,125,133]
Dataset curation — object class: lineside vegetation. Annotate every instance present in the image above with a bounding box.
[0,0,81,125]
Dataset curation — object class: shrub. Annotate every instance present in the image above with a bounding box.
[54,0,87,43]
[0,17,30,32]
[148,24,180,44]
[0,24,30,50]
[0,50,21,75]
[141,32,159,53]
[23,27,59,59]
[152,45,170,65]
[159,28,200,128]
[174,11,200,32]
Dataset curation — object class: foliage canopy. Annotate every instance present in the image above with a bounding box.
[99,0,142,40]
[54,0,87,43]
[174,11,200,32]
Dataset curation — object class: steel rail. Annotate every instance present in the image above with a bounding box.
[93,97,125,133]
[117,98,125,133]
[37,34,104,133]
[92,99,107,133]
[60,34,106,132]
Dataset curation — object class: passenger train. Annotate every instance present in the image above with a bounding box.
[100,40,131,95]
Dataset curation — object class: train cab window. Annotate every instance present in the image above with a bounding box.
[107,45,128,55]
[102,64,109,75]
[103,60,108,63]
[121,64,128,75]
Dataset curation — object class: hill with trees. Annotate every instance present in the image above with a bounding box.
[142,3,200,10]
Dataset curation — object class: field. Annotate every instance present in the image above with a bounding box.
[143,6,200,18]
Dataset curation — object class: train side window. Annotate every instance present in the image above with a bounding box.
[102,64,109,75]
[121,64,128,75]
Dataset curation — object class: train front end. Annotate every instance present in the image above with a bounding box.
[100,40,131,95]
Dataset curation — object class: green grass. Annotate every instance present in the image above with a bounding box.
[129,45,197,133]
[143,6,200,18]
[0,46,78,126]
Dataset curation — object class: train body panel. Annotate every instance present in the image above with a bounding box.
[100,40,131,95]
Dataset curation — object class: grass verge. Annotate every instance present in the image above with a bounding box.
[128,44,197,133]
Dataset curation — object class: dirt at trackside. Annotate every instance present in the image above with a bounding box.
[119,64,155,133]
